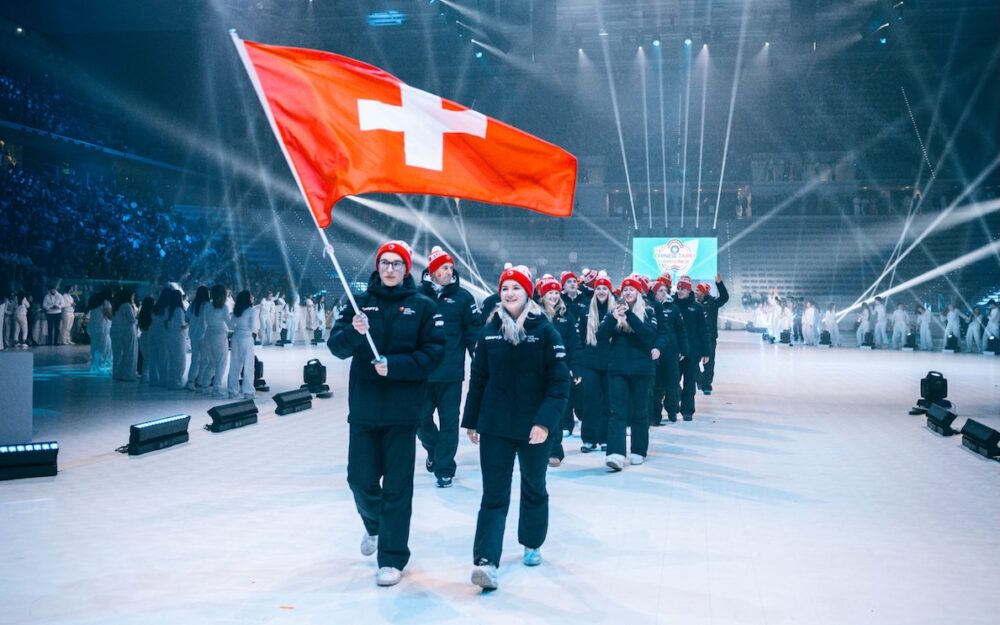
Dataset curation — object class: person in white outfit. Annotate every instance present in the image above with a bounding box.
[872,297,888,348]
[147,288,175,387]
[227,290,258,399]
[982,301,998,349]
[304,296,317,337]
[942,304,963,349]
[161,288,189,389]
[890,303,910,349]
[767,300,783,343]
[42,286,63,346]
[916,305,933,351]
[965,306,984,353]
[801,301,816,346]
[59,288,77,345]
[856,303,871,347]
[259,292,275,346]
[186,286,210,390]
[285,295,299,346]
[13,293,30,348]
[199,285,233,397]
[823,303,840,346]
[87,288,113,372]
[110,289,139,381]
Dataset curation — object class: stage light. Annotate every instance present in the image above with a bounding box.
[684,38,692,46]
[302,359,333,398]
[368,10,407,27]
[206,400,258,433]
[274,389,313,416]
[652,39,660,47]
[0,442,58,481]
[960,419,1000,460]
[909,371,949,415]
[926,403,958,436]
[16,27,24,34]
[578,48,584,53]
[765,41,770,46]
[879,37,887,44]
[475,50,483,58]
[125,415,190,456]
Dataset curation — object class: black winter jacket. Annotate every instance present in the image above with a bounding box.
[654,299,689,357]
[327,272,446,426]
[574,299,612,371]
[598,304,658,376]
[418,269,481,382]
[461,311,571,440]
[561,291,591,324]
[700,280,730,338]
[547,309,581,374]
[675,296,710,360]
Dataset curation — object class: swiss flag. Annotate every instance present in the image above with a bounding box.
[238,38,577,228]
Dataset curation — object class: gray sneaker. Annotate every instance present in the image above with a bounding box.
[360,533,378,557]
[605,454,625,472]
[376,566,401,587]
[471,562,499,590]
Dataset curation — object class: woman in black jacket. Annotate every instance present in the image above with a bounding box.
[327,240,446,588]
[598,275,658,471]
[538,275,581,467]
[575,271,614,453]
[462,265,571,591]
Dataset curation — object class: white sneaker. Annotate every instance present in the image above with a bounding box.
[605,454,625,472]
[471,562,499,590]
[376,566,401,587]
[360,533,378,557]
[630,454,645,465]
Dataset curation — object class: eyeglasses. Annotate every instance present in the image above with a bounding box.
[378,259,406,271]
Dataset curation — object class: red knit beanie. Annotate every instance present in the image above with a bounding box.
[376,240,413,273]
[676,275,693,291]
[560,271,579,287]
[427,245,454,274]
[592,271,613,291]
[621,275,645,293]
[499,265,534,298]
[696,283,712,295]
[538,276,562,297]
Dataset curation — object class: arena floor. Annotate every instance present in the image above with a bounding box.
[3,333,998,625]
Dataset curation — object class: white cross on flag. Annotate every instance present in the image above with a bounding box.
[238,39,577,228]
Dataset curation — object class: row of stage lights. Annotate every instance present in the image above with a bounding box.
[0,359,334,481]
[909,371,1000,461]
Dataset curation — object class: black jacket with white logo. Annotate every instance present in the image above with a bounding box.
[328,272,445,426]
[418,269,481,382]
[598,304,658,376]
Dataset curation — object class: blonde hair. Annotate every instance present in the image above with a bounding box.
[488,299,542,345]
[542,293,567,320]
[616,291,647,333]
[585,289,616,346]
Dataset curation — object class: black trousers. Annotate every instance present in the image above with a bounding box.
[680,356,700,416]
[699,337,718,390]
[607,374,653,457]
[347,423,417,570]
[473,433,549,566]
[793,320,803,342]
[560,382,580,434]
[654,354,681,419]
[46,313,60,345]
[417,380,462,479]
[578,368,609,445]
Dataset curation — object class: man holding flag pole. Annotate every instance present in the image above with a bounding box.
[229,31,576,587]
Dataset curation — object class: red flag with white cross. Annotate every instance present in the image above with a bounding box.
[236,38,577,228]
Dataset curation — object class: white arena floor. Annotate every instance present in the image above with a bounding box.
[2,333,998,625]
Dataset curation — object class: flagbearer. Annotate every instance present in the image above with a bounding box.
[328,240,445,587]
[418,245,481,488]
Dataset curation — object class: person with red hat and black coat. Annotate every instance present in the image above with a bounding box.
[327,240,446,588]
[651,278,688,423]
[538,275,582,467]
[694,273,729,395]
[557,271,588,437]
[575,271,614,453]
[462,264,570,592]
[417,245,482,488]
[599,275,658,471]
[674,275,710,420]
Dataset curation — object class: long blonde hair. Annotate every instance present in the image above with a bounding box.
[585,290,615,346]
[616,292,647,333]
[488,299,542,345]
[542,294,567,320]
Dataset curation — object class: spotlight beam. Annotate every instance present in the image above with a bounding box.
[695,47,709,229]
[712,0,752,231]
[680,43,692,228]
[640,48,652,230]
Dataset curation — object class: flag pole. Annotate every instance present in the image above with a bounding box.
[229,29,382,361]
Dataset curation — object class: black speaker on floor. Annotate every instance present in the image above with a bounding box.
[274,388,313,415]
[960,419,1000,459]
[126,415,190,455]
[779,330,791,344]
[301,358,333,398]
[206,399,258,433]
[862,331,875,347]
[926,403,958,436]
[904,330,917,349]
[254,357,269,392]
[945,334,960,352]
[0,442,59,480]
[986,335,999,355]
[819,330,831,345]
